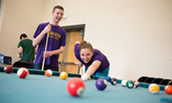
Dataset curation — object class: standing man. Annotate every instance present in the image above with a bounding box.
[18,33,36,63]
[32,5,66,71]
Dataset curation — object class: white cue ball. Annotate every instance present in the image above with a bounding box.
[81,73,89,81]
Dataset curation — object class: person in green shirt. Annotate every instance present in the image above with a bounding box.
[18,33,36,63]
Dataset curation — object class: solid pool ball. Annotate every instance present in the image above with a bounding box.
[45,69,53,77]
[67,77,85,97]
[60,71,68,80]
[81,73,89,81]
[126,80,134,89]
[110,78,118,85]
[105,76,111,82]
[121,79,127,87]
[17,67,29,79]
[95,78,107,90]
[164,85,172,94]
[133,80,139,88]
[148,84,160,94]
[4,65,13,73]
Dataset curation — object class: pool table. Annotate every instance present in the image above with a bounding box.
[0,66,171,103]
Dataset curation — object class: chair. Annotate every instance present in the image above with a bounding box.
[159,79,171,85]
[13,61,33,69]
[137,76,149,83]
[144,77,156,83]
[151,78,164,84]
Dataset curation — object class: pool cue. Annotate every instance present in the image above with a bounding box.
[41,32,50,71]
[80,66,84,75]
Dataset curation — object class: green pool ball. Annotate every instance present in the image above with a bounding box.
[126,80,134,89]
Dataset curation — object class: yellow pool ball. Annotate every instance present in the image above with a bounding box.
[148,84,160,94]
[60,71,68,80]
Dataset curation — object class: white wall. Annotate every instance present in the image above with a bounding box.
[0,0,46,64]
[44,0,172,80]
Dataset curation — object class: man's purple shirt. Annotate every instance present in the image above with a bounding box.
[33,22,66,67]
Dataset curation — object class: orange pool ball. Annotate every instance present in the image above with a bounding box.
[45,69,53,77]
[60,71,68,80]
[148,84,160,94]
[164,85,172,94]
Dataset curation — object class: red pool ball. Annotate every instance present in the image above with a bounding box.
[4,65,13,73]
[133,80,139,88]
[164,85,172,94]
[67,77,85,97]
[17,67,29,79]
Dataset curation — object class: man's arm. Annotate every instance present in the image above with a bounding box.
[35,48,37,54]
[43,46,65,58]
[32,24,51,47]
[18,47,23,58]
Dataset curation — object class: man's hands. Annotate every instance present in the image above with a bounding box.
[43,24,51,34]
[43,51,53,58]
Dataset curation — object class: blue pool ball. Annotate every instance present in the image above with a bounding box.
[105,76,111,82]
[95,78,107,90]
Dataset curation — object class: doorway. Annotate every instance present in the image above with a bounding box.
[59,24,85,74]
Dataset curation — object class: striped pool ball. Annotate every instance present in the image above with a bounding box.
[133,80,139,88]
[148,84,160,94]
[17,67,29,79]
[45,69,53,77]
[121,79,127,87]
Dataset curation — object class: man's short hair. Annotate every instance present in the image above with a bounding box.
[52,5,64,12]
[20,33,27,40]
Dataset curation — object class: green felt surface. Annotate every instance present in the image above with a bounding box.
[0,66,172,103]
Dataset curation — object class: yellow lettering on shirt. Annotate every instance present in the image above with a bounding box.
[49,31,61,40]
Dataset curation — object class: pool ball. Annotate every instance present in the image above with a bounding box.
[4,65,13,73]
[60,71,68,80]
[45,69,53,77]
[110,78,118,85]
[126,80,134,89]
[148,84,160,94]
[133,80,139,88]
[105,76,111,82]
[81,73,89,81]
[67,77,85,97]
[164,85,172,94]
[17,67,29,79]
[95,78,107,90]
[121,79,127,87]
